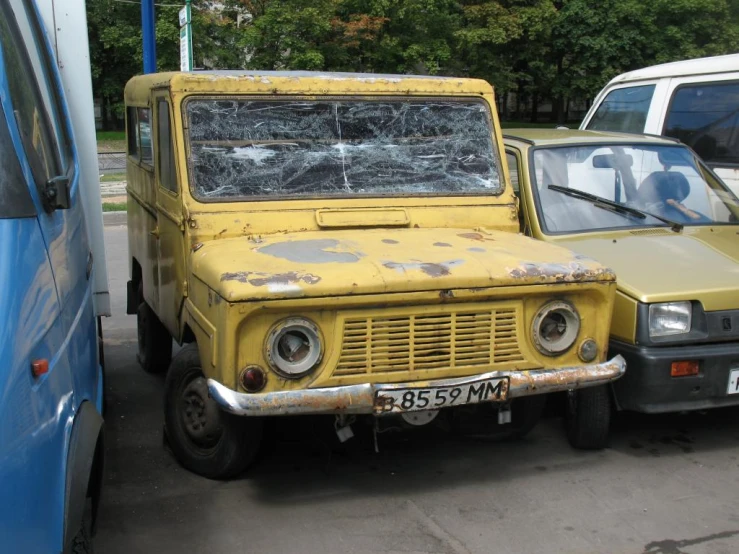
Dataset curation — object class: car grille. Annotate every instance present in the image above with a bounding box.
[333,305,524,376]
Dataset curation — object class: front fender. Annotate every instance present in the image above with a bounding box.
[63,401,104,553]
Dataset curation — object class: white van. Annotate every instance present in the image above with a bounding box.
[580,53,739,194]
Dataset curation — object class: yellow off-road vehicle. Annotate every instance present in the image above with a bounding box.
[124,71,625,479]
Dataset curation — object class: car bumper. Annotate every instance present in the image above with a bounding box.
[207,355,626,417]
[609,339,739,413]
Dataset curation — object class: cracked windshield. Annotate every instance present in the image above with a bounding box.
[531,144,739,233]
[186,99,501,199]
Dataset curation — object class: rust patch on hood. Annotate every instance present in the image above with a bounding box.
[508,262,615,282]
[221,271,321,287]
[383,259,465,278]
[458,232,495,242]
[258,239,363,263]
[434,242,452,247]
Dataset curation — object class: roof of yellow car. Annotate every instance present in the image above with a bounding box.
[503,128,682,147]
[124,71,494,104]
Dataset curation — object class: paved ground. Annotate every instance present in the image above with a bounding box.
[96,226,739,554]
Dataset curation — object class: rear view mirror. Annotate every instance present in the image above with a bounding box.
[592,153,633,169]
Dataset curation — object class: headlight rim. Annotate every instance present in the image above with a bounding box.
[648,301,692,338]
[265,317,323,379]
[531,300,581,357]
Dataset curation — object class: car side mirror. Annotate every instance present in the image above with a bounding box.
[43,175,71,211]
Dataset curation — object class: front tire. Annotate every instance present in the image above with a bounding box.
[565,385,611,449]
[164,344,263,479]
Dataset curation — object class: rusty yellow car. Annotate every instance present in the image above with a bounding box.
[504,129,739,420]
[124,71,624,478]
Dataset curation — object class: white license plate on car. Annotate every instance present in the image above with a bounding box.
[727,368,739,395]
[373,377,508,414]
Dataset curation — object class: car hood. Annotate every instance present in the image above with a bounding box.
[554,226,739,311]
[192,228,615,302]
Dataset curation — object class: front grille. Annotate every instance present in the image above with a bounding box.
[334,306,524,376]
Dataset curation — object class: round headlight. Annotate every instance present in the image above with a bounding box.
[532,301,580,356]
[265,318,323,378]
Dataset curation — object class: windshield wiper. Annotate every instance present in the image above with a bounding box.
[547,185,684,232]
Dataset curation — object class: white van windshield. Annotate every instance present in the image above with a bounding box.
[587,85,655,134]
[531,143,739,234]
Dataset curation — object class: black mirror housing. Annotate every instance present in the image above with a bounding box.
[44,175,71,211]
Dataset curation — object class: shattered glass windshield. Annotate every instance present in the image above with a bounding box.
[186,98,501,200]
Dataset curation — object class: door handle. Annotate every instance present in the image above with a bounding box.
[150,227,160,239]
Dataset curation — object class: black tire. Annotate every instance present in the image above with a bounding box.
[136,284,172,374]
[507,394,547,440]
[71,498,93,554]
[565,385,611,450]
[164,343,263,479]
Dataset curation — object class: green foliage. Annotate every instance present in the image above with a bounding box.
[87,0,739,128]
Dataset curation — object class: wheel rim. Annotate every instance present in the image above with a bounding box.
[178,375,224,451]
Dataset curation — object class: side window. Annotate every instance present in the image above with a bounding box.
[157,99,177,193]
[505,151,520,194]
[138,107,153,165]
[0,0,69,191]
[664,81,739,165]
[587,85,656,134]
[0,104,36,218]
[127,107,139,158]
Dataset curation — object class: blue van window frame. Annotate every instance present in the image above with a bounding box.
[2,0,73,195]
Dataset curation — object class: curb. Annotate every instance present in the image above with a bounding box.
[103,211,127,227]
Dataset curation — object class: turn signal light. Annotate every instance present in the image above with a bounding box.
[671,361,699,377]
[31,359,49,378]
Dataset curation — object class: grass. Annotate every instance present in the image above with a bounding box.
[102,201,127,212]
[96,131,125,141]
[99,173,126,183]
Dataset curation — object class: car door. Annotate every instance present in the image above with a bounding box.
[153,92,187,336]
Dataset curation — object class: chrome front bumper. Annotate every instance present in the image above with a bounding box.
[207,355,626,417]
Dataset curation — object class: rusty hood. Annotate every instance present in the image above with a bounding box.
[192,228,615,302]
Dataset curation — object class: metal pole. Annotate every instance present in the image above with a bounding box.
[141,0,156,74]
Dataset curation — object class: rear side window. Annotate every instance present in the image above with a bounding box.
[506,151,520,193]
[157,99,177,193]
[587,85,655,134]
[138,108,153,165]
[127,107,138,158]
[664,82,739,166]
[0,104,36,218]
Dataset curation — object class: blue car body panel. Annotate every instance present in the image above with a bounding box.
[0,1,104,552]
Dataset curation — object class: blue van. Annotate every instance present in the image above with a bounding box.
[0,0,106,552]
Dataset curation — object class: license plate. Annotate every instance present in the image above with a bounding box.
[727,368,739,395]
[373,377,508,414]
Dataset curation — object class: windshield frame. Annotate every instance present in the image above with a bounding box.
[181,94,505,204]
[526,141,739,236]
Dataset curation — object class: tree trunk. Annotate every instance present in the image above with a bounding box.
[531,92,539,123]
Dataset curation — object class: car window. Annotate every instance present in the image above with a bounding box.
[663,81,739,166]
[138,107,153,165]
[0,103,36,219]
[127,107,139,158]
[587,85,655,134]
[157,99,177,193]
[506,151,519,193]
[186,98,501,200]
[0,0,67,191]
[531,144,739,234]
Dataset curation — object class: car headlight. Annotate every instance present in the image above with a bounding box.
[648,302,691,337]
[532,301,580,356]
[265,318,323,378]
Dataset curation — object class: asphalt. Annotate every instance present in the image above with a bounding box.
[96,225,739,554]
